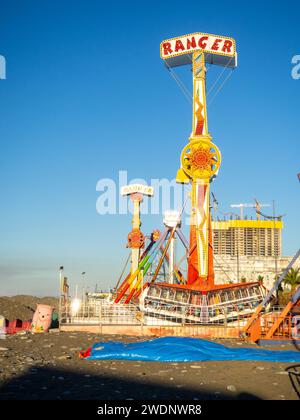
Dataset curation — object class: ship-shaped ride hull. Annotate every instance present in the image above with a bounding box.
[142,282,266,325]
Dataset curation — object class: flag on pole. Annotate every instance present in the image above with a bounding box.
[297,173,300,182]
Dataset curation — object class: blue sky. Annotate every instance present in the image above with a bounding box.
[0,0,299,296]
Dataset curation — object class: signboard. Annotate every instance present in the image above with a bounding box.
[163,210,181,228]
[160,32,237,68]
[121,184,154,196]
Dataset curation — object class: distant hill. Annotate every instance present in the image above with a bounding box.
[0,295,59,321]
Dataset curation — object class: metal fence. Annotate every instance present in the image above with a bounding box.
[59,298,287,329]
[59,299,140,326]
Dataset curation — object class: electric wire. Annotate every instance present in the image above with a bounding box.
[208,68,234,106]
[206,56,234,98]
[164,61,192,103]
[114,252,131,290]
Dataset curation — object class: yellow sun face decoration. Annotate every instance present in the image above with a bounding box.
[180,138,221,180]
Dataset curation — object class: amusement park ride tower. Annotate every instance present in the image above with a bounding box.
[65,32,299,341]
[115,33,267,323]
[121,184,154,274]
[161,32,236,290]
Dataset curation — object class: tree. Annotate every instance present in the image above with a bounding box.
[282,267,300,292]
[257,275,264,284]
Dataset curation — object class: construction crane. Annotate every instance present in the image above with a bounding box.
[230,201,270,219]
[211,192,218,219]
[254,198,284,221]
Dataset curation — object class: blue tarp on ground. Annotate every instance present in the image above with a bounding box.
[84,337,300,363]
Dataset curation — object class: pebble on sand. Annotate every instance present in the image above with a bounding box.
[57,355,72,360]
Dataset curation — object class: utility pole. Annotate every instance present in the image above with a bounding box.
[236,231,240,282]
[81,272,86,300]
[59,266,64,295]
[273,200,278,278]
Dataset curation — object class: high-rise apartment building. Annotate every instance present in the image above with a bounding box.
[212,220,283,257]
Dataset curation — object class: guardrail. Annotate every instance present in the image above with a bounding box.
[252,311,300,341]
[59,299,287,328]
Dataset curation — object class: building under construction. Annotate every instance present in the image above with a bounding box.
[212,219,283,258]
[211,218,294,289]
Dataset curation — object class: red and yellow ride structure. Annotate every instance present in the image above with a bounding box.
[146,33,263,303]
[113,33,300,339]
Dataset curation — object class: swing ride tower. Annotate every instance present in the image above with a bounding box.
[120,184,154,275]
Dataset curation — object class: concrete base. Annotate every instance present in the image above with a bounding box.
[60,323,241,339]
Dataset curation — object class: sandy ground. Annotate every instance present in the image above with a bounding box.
[0,331,299,400]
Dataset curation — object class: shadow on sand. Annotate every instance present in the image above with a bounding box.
[285,338,300,398]
[286,364,300,399]
[0,365,261,400]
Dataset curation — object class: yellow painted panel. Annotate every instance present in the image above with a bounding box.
[211,220,283,230]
